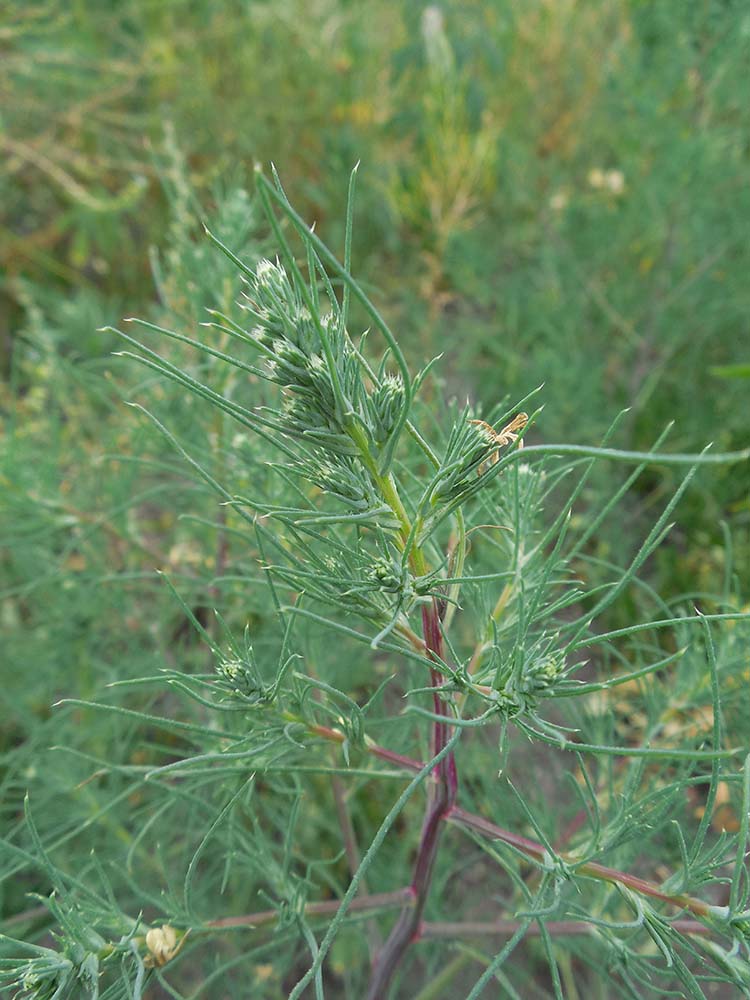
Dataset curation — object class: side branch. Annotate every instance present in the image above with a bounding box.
[300,721,730,924]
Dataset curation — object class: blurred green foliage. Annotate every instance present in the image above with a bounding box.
[3,1,748,529]
[2,1,749,996]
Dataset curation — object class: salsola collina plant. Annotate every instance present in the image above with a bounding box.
[3,166,750,999]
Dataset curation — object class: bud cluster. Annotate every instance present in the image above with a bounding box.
[489,646,566,719]
[216,650,272,704]
[369,374,405,445]
[368,555,407,594]
[309,456,372,509]
[242,260,374,459]
[248,257,300,346]
[430,416,497,504]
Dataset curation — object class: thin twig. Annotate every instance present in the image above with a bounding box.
[420,918,715,939]
[330,769,382,960]
[203,888,414,930]
[447,808,722,920]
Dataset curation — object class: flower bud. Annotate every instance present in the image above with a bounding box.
[371,374,405,443]
[432,419,496,503]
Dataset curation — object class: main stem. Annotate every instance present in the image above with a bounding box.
[365,597,458,999]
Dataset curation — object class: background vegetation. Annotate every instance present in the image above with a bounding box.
[2,1,749,997]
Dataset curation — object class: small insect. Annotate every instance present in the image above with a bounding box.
[470,412,528,474]
[144,925,188,968]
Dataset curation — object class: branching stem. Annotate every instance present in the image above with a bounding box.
[292,717,730,925]
[419,918,715,939]
[204,888,414,930]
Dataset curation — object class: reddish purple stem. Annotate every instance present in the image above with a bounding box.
[365,599,458,998]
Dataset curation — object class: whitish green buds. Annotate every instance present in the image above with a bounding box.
[490,647,566,719]
[431,418,497,504]
[312,457,371,509]
[254,258,296,313]
[369,555,405,593]
[216,651,272,703]
[371,374,405,444]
